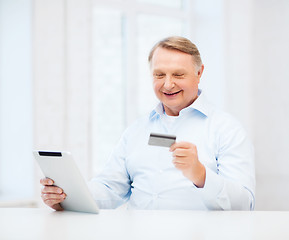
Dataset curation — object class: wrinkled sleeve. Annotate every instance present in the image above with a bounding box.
[200,120,255,210]
[87,132,132,209]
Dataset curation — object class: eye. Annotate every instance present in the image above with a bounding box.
[154,73,165,79]
[173,73,185,78]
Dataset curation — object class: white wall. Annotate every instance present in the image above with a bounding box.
[252,0,289,210]
[223,0,289,210]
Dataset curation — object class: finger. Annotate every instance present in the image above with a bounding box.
[173,156,190,165]
[51,204,64,211]
[172,148,189,157]
[42,193,66,202]
[169,143,177,152]
[170,142,195,151]
[42,186,63,194]
[172,160,187,170]
[40,178,54,186]
[43,197,65,207]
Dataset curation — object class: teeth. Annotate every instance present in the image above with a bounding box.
[165,90,180,95]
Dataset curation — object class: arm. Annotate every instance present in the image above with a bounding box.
[201,124,255,210]
[88,132,132,209]
[170,124,255,210]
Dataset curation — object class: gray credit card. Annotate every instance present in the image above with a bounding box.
[148,133,176,148]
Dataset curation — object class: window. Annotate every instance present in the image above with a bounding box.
[0,0,226,204]
[137,0,183,8]
[0,0,34,200]
[91,0,193,173]
[92,7,125,171]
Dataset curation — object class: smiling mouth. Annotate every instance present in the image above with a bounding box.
[163,90,182,96]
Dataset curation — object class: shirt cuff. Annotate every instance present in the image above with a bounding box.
[199,167,225,210]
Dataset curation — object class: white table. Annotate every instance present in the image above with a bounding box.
[0,208,288,240]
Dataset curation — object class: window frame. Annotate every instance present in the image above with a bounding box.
[91,0,195,124]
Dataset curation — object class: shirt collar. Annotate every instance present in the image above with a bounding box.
[149,89,210,120]
[186,89,210,117]
[149,102,164,120]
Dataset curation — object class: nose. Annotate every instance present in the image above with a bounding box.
[163,76,175,90]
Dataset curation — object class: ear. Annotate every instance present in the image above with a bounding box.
[198,64,204,78]
[196,64,204,84]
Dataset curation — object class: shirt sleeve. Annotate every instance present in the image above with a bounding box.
[199,118,256,210]
[87,132,132,209]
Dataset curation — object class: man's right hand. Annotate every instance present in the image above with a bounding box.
[40,178,66,211]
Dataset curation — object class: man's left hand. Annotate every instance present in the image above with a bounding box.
[170,142,206,188]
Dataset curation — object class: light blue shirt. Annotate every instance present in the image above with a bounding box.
[88,90,255,210]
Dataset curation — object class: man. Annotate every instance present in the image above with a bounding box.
[41,36,255,210]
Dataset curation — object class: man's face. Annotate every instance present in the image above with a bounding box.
[150,47,204,116]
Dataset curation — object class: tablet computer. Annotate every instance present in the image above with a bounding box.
[33,151,99,214]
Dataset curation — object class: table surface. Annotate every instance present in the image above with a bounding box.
[0,208,289,240]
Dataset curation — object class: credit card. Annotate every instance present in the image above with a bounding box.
[148,133,176,148]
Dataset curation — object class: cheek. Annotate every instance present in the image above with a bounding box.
[153,80,162,93]
[183,79,199,91]
[184,83,199,98]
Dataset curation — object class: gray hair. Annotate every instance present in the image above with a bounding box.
[148,36,203,73]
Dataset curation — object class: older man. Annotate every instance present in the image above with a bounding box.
[41,36,255,210]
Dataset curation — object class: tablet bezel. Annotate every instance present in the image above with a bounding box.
[33,151,99,214]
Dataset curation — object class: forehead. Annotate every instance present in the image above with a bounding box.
[150,47,195,70]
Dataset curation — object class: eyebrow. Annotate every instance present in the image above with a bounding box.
[152,68,187,73]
